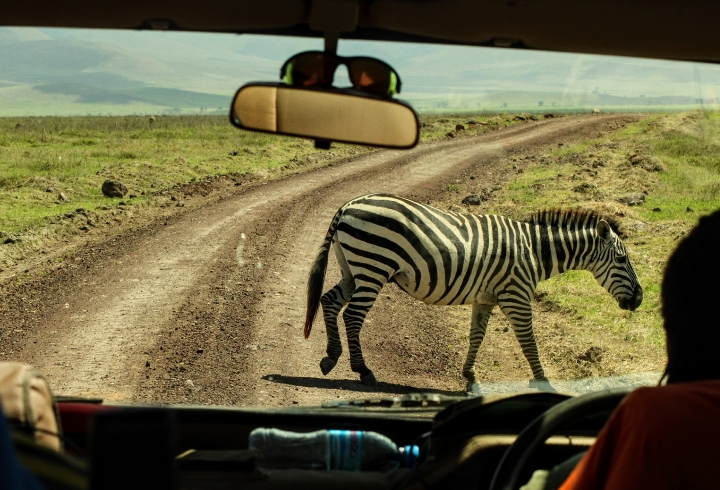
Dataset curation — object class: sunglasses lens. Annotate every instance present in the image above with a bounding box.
[283,53,335,87]
[348,59,399,96]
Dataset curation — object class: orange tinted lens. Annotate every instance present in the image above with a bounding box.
[348,59,391,95]
[290,53,336,87]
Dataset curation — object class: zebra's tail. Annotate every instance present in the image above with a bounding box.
[304,209,342,339]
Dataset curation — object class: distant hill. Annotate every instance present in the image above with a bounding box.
[1,26,719,115]
[33,84,230,109]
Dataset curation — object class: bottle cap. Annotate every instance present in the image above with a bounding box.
[399,445,420,467]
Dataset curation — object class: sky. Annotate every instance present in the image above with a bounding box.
[1,27,720,115]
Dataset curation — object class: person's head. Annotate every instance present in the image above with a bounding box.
[662,209,720,384]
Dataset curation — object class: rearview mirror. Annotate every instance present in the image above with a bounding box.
[230,83,419,149]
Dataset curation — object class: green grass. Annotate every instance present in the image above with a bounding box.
[0,116,362,233]
[0,112,526,237]
[486,110,720,376]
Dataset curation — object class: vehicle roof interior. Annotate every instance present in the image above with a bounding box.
[2,0,719,63]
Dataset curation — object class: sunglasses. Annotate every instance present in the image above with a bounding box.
[280,51,402,97]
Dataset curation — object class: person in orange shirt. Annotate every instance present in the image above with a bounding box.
[555,209,720,489]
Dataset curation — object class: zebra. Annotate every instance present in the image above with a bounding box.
[303,194,643,393]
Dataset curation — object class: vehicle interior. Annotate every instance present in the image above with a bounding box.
[2,1,719,489]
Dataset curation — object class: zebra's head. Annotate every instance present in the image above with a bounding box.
[592,219,643,311]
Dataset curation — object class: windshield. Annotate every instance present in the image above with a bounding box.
[1,27,719,408]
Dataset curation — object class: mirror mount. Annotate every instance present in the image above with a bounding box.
[323,31,339,54]
[309,0,359,54]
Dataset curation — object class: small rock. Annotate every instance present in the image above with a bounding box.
[577,346,603,363]
[176,200,185,207]
[185,379,194,387]
[170,195,177,201]
[128,194,137,199]
[687,206,694,212]
[58,192,70,202]
[469,176,476,180]
[616,193,646,206]
[455,124,465,131]
[196,348,203,354]
[2,233,18,245]
[149,116,156,124]
[642,159,666,172]
[64,211,77,219]
[462,194,484,206]
[573,182,597,193]
[503,327,509,333]
[543,113,555,118]
[101,180,128,198]
[652,207,662,212]
[514,115,526,121]
[466,120,479,125]
[592,160,606,168]
[145,360,150,368]
[558,142,564,146]
[118,201,127,206]
[629,154,666,172]
[446,131,456,138]
[79,226,89,232]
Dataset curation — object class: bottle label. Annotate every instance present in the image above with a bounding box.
[328,430,363,471]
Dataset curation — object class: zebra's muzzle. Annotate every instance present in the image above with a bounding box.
[618,285,643,311]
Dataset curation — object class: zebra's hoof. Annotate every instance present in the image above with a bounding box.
[320,357,337,376]
[529,378,557,392]
[360,371,377,386]
[466,382,482,396]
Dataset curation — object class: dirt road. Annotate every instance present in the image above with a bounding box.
[0,115,634,406]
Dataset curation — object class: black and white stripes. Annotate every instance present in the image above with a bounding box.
[304,194,643,392]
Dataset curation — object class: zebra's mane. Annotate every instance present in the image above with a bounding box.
[522,208,625,238]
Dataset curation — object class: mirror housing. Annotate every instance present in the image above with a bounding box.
[230,83,419,149]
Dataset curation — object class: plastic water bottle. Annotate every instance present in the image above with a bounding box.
[248,428,420,471]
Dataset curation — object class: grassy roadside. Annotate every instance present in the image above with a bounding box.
[435,110,720,381]
[0,112,528,272]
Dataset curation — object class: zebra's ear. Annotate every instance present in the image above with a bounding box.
[597,219,613,242]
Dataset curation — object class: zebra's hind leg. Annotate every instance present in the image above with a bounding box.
[342,284,384,386]
[463,304,494,395]
[498,299,556,392]
[319,278,354,375]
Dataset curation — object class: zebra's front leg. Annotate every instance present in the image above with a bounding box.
[463,304,494,395]
[319,281,353,375]
[498,299,556,392]
[342,286,382,386]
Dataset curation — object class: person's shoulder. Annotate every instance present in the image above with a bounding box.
[621,380,720,419]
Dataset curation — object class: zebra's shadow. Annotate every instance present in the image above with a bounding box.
[261,374,463,397]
